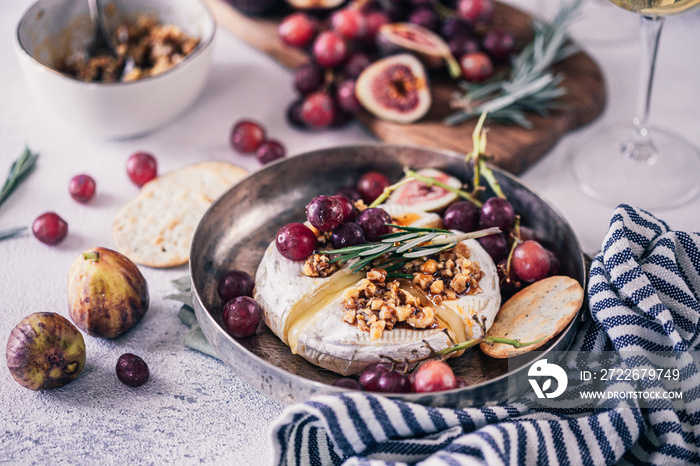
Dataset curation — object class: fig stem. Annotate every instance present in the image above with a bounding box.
[403,169,483,208]
[83,251,100,262]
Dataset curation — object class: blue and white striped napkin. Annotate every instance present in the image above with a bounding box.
[270,205,700,465]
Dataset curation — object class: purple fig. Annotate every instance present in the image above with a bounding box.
[68,247,149,339]
[6,312,86,390]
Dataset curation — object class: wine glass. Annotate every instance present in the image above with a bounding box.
[570,0,700,210]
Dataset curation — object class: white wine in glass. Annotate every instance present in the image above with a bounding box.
[570,0,700,210]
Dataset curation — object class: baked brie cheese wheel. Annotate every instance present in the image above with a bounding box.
[254,209,501,375]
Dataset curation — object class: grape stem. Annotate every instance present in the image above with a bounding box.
[466,113,506,200]
[438,335,545,356]
[504,215,521,278]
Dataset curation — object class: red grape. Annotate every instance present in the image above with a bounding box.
[479,197,514,230]
[230,120,266,154]
[312,31,348,68]
[364,11,389,42]
[512,240,551,283]
[478,232,508,261]
[126,151,157,187]
[333,378,363,390]
[357,172,390,203]
[223,296,261,338]
[441,17,473,40]
[294,62,324,95]
[344,52,372,78]
[256,140,286,165]
[278,13,317,48]
[286,99,307,129]
[116,353,149,387]
[336,186,363,202]
[69,174,96,203]
[457,0,495,24]
[413,360,457,393]
[331,9,367,40]
[409,7,440,31]
[460,52,494,82]
[336,80,362,114]
[546,249,561,276]
[449,36,480,58]
[307,195,344,232]
[32,212,68,245]
[482,29,515,60]
[519,226,538,242]
[331,222,365,249]
[301,92,336,129]
[443,201,479,232]
[217,270,254,301]
[356,208,392,242]
[332,194,356,222]
[377,370,412,393]
[276,223,317,260]
[359,363,391,391]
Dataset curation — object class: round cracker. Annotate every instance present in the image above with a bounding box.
[113,162,247,268]
[480,276,583,358]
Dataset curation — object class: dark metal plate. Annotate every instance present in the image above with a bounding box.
[190,145,586,408]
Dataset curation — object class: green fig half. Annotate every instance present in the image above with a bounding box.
[6,312,86,391]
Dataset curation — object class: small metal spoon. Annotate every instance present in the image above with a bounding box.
[86,0,115,57]
[86,0,135,77]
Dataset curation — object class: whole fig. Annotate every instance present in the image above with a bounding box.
[6,312,86,390]
[68,247,149,338]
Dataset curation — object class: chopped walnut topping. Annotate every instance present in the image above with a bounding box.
[303,254,339,278]
[341,268,438,340]
[403,244,484,300]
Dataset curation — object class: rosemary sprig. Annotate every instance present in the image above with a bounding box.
[444,0,583,128]
[320,224,500,273]
[1,147,39,211]
[0,226,28,241]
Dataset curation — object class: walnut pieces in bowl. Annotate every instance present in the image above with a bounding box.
[57,16,201,83]
[14,0,215,139]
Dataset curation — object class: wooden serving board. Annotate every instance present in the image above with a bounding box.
[206,0,606,174]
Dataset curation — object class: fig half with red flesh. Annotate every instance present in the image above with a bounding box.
[376,23,461,78]
[355,54,431,124]
[286,0,345,10]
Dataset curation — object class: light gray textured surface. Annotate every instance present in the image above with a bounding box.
[2,0,700,464]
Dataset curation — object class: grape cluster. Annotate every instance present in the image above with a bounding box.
[334,359,465,394]
[279,0,514,131]
[275,170,392,260]
[440,195,559,289]
[217,269,262,338]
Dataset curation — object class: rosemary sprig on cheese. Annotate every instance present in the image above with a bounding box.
[444,0,583,128]
[319,224,500,273]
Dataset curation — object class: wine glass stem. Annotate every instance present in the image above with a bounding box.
[624,15,664,163]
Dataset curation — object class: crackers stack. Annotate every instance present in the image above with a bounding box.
[113,161,247,268]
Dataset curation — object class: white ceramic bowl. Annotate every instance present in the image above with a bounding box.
[15,0,216,139]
